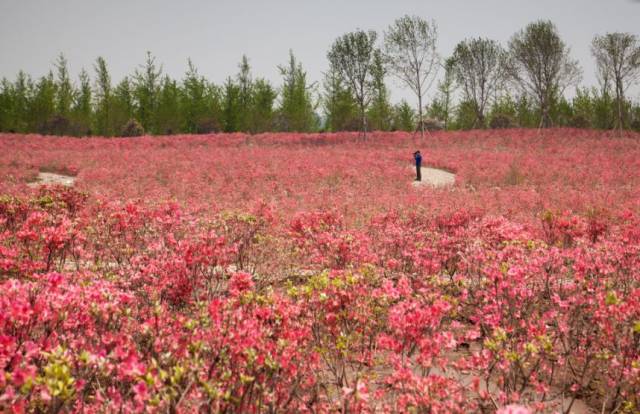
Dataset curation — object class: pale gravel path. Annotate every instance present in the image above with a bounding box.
[411,167,456,188]
[27,172,76,188]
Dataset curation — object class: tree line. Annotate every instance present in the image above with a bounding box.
[1,18,639,137]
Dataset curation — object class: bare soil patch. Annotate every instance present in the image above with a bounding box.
[411,167,456,187]
[27,172,76,188]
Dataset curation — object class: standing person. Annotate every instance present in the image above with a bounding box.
[414,150,422,181]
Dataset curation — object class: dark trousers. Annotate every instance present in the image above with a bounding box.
[416,165,421,181]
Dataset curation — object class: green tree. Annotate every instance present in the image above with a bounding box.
[30,72,57,133]
[133,51,162,133]
[181,59,221,133]
[222,77,241,133]
[592,32,640,131]
[392,100,415,131]
[0,78,11,131]
[113,77,135,134]
[250,78,277,133]
[156,76,181,134]
[322,65,359,132]
[72,69,93,135]
[93,57,113,136]
[367,50,393,131]
[428,57,457,130]
[236,55,253,132]
[507,20,582,127]
[452,38,506,128]
[12,71,32,132]
[54,53,74,119]
[328,29,378,137]
[384,15,439,138]
[278,50,317,132]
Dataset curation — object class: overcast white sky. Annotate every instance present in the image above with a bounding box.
[1,0,639,104]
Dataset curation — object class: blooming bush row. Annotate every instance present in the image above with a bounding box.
[1,183,639,412]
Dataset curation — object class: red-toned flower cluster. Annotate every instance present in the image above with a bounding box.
[1,129,639,413]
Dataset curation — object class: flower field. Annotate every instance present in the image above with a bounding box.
[1,129,640,413]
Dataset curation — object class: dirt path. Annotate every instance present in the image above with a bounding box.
[411,167,456,188]
[27,172,76,188]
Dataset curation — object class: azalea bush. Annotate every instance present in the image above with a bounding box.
[1,129,639,413]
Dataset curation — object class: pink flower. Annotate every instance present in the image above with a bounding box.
[229,271,254,296]
[497,404,532,414]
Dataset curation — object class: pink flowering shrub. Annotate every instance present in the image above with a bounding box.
[1,129,639,412]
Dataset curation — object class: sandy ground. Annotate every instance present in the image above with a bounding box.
[27,172,76,188]
[411,167,456,187]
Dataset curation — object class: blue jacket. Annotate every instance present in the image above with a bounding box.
[414,153,422,166]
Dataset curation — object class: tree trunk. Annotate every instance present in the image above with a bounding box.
[616,80,624,135]
[418,93,424,139]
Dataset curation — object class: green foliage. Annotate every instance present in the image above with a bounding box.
[133,51,162,133]
[222,78,241,133]
[55,54,74,118]
[366,50,393,131]
[452,38,506,127]
[322,66,359,132]
[391,100,415,132]
[93,57,113,136]
[327,29,378,135]
[72,69,93,135]
[507,20,582,127]
[156,76,181,135]
[250,78,277,133]
[277,51,317,132]
[453,100,478,130]
[120,118,144,137]
[0,33,636,136]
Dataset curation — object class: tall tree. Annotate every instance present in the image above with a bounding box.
[322,65,359,132]
[250,78,277,133]
[236,55,253,131]
[0,79,11,131]
[591,32,640,132]
[181,59,213,133]
[30,72,57,133]
[428,57,457,130]
[93,57,113,136]
[278,50,317,132]
[384,15,439,138]
[507,20,582,128]
[452,38,506,128]
[113,77,135,134]
[367,50,393,131]
[12,71,32,133]
[54,53,74,118]
[222,77,241,133]
[327,29,378,137]
[72,69,93,135]
[133,51,162,133]
[156,76,181,134]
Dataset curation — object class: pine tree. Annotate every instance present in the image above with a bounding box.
[55,53,74,119]
[367,50,393,131]
[113,77,135,134]
[250,78,277,133]
[93,57,113,136]
[72,69,93,135]
[133,51,162,133]
[30,72,57,133]
[322,65,358,131]
[236,55,253,132]
[278,50,317,132]
[156,76,181,134]
[222,78,241,133]
[181,59,218,133]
